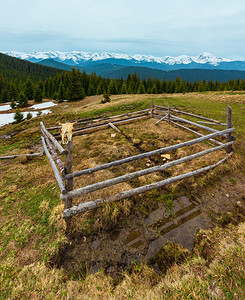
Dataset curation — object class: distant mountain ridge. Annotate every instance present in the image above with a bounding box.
[3,50,245,71]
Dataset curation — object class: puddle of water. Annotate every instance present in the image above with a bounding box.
[54,195,209,279]
[126,230,141,244]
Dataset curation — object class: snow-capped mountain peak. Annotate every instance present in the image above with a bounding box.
[2,50,234,66]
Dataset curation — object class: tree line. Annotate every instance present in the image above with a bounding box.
[1,68,245,105]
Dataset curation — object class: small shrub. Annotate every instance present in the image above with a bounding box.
[13,108,24,123]
[101,93,111,103]
[26,112,32,120]
[10,98,16,109]
[229,177,236,184]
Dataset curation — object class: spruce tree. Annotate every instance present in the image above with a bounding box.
[57,82,65,102]
[137,83,146,94]
[13,108,24,123]
[33,85,42,103]
[96,81,105,95]
[121,82,127,94]
[68,68,85,101]
[24,78,34,100]
[18,91,28,107]
[10,98,16,109]
[107,79,118,95]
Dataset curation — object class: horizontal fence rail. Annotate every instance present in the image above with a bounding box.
[53,114,151,138]
[47,109,151,131]
[61,140,234,201]
[64,128,234,180]
[63,153,233,218]
[153,105,221,124]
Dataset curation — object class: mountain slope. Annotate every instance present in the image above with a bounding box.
[0,52,64,81]
[38,58,72,71]
[105,66,245,82]
[37,58,245,82]
[3,50,245,71]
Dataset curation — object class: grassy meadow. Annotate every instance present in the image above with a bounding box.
[0,92,245,299]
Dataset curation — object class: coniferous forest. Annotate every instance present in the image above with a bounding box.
[1,52,245,104]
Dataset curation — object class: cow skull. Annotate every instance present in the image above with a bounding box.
[59,122,77,144]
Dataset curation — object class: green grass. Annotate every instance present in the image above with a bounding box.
[0,92,245,299]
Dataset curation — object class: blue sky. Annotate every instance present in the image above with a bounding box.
[1,0,245,58]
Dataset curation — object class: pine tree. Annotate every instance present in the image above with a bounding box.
[121,82,127,94]
[107,79,118,95]
[137,83,146,94]
[33,85,42,103]
[0,89,9,103]
[96,81,105,95]
[8,82,18,100]
[10,98,16,109]
[68,68,85,101]
[24,78,34,100]
[151,85,157,94]
[26,112,32,120]
[57,82,65,102]
[87,83,95,96]
[18,91,28,108]
[13,108,24,123]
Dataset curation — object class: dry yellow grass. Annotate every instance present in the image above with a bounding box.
[1,92,245,299]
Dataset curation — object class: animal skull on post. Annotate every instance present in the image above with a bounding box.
[59,122,77,144]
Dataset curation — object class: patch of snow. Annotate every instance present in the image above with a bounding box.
[30,101,57,110]
[0,109,51,127]
[0,104,12,112]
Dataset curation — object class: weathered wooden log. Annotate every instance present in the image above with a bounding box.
[0,153,42,159]
[47,109,151,130]
[155,113,168,124]
[40,122,66,155]
[41,136,66,194]
[226,105,233,153]
[168,103,171,124]
[108,122,122,133]
[41,128,65,177]
[64,139,73,211]
[169,115,223,135]
[61,141,234,201]
[197,121,227,126]
[64,127,235,180]
[59,115,151,138]
[153,105,221,123]
[52,113,150,137]
[62,152,233,218]
[170,120,223,146]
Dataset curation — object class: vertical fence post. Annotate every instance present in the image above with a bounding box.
[151,100,154,117]
[226,105,233,153]
[168,103,171,124]
[64,137,73,226]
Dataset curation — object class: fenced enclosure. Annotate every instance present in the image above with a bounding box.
[40,103,235,220]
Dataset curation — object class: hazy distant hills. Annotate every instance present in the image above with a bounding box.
[2,50,245,83]
[35,59,245,83]
[4,50,245,71]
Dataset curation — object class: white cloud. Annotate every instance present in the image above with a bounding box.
[1,0,245,57]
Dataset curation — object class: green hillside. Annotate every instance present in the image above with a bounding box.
[0,52,64,82]
[0,93,244,299]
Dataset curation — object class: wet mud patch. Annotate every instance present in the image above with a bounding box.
[52,196,210,278]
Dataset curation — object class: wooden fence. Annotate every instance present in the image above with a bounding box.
[40,103,235,219]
